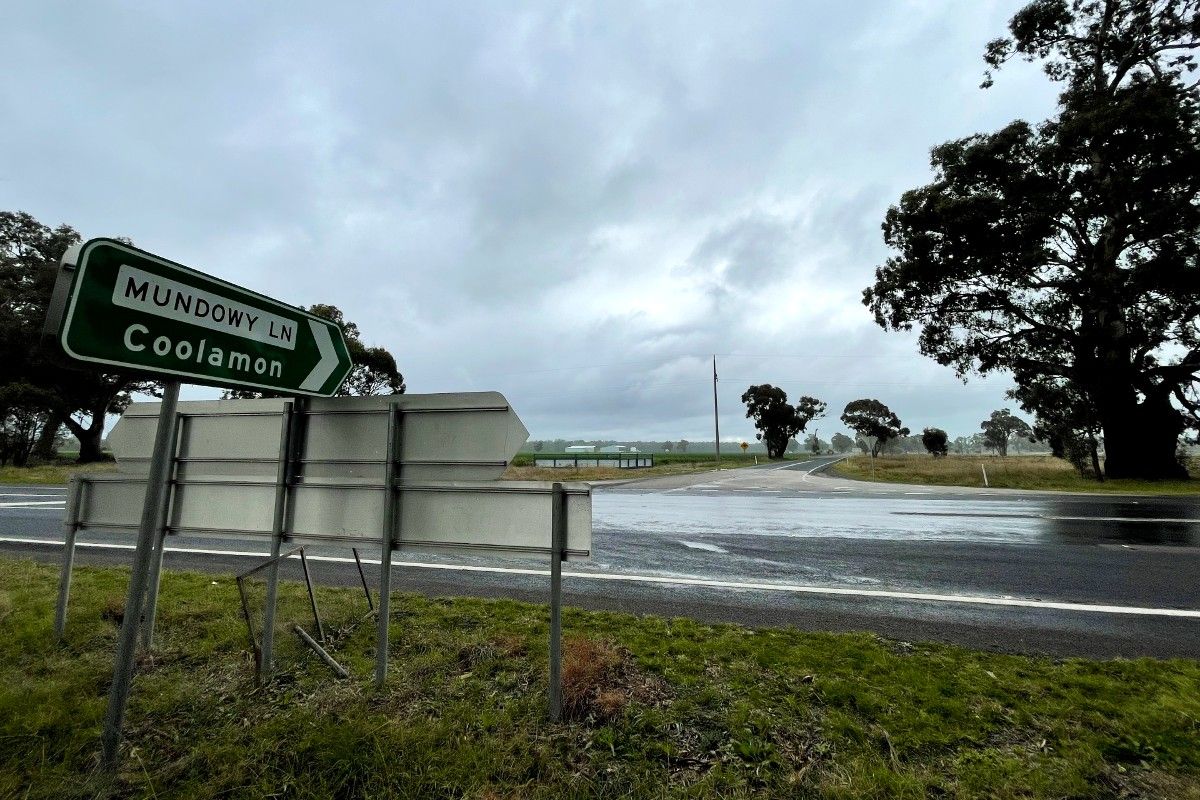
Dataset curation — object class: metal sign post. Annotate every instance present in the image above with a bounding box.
[53,478,86,640]
[40,239,354,771]
[48,392,590,760]
[376,403,403,688]
[139,411,184,649]
[100,380,180,768]
[548,482,566,721]
[712,355,721,464]
[260,400,300,680]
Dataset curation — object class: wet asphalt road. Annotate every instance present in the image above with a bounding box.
[2,459,1199,659]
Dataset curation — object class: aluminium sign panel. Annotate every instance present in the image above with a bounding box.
[50,238,352,397]
[72,394,591,557]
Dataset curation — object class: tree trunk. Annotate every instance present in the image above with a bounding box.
[62,396,111,464]
[77,429,104,463]
[1089,439,1104,482]
[1098,390,1187,480]
[32,411,64,461]
[766,431,786,459]
[12,445,30,468]
[1048,433,1065,459]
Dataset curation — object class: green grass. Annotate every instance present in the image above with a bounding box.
[0,461,117,485]
[831,454,1200,494]
[2,557,1199,798]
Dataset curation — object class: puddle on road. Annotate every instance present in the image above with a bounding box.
[679,540,729,554]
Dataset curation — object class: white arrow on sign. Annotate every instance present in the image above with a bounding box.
[300,319,340,392]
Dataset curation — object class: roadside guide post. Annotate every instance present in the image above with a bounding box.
[42,239,352,770]
[44,238,592,761]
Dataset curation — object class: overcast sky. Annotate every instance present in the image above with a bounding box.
[3,1,1060,442]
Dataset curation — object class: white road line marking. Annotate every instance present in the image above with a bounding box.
[0,493,67,498]
[894,511,1196,524]
[799,456,850,483]
[3,536,1198,620]
[904,491,933,495]
[0,501,66,508]
[1042,515,1198,524]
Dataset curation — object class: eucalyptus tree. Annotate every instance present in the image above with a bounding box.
[865,0,1200,479]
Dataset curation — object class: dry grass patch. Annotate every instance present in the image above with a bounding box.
[561,635,671,722]
[100,596,126,626]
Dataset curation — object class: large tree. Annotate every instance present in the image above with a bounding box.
[1019,375,1106,475]
[840,399,909,457]
[740,384,826,459]
[922,427,950,457]
[0,211,158,462]
[980,409,1034,457]
[864,0,1200,480]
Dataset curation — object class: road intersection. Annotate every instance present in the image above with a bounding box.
[2,458,1197,658]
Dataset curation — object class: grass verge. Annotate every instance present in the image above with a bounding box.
[0,461,117,486]
[2,557,1199,798]
[830,454,1200,494]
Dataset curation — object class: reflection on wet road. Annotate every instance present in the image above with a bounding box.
[584,492,1200,608]
[2,478,1199,657]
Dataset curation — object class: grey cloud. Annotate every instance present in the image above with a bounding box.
[3,0,1055,442]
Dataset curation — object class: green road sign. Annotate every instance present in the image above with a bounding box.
[50,239,353,396]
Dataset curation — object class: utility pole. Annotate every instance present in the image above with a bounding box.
[712,355,720,465]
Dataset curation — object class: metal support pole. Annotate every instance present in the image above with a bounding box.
[352,548,374,612]
[375,403,402,688]
[548,482,566,721]
[54,477,86,641]
[712,355,721,465]
[292,624,349,679]
[298,548,325,644]
[261,401,298,679]
[101,380,180,770]
[140,412,184,649]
